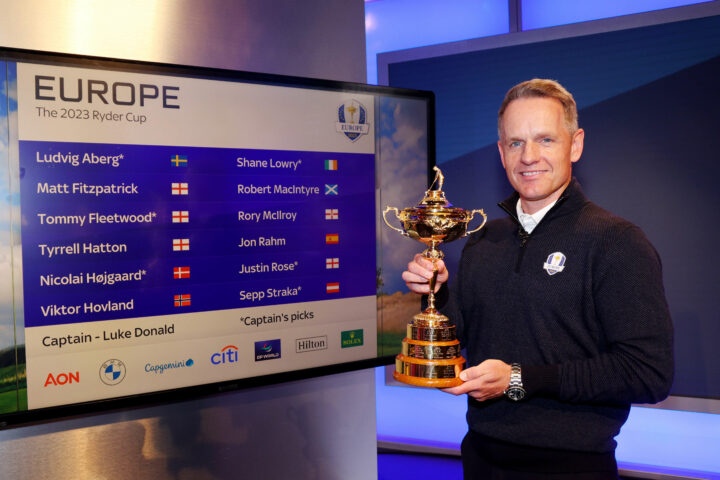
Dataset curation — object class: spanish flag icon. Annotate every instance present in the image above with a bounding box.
[325,233,339,244]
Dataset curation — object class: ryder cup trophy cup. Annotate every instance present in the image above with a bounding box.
[383,166,487,387]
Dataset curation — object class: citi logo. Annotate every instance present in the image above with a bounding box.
[211,345,239,365]
[44,371,79,387]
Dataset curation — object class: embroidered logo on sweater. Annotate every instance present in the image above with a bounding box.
[543,252,566,275]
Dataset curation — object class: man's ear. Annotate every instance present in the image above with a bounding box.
[571,128,584,164]
[498,140,506,169]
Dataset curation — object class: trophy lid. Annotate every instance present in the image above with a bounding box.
[416,166,453,209]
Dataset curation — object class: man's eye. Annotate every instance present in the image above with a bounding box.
[510,141,522,147]
[541,138,553,143]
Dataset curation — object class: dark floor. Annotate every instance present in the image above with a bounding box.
[378,452,647,480]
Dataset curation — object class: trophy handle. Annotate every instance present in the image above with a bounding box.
[382,206,408,236]
[464,209,488,236]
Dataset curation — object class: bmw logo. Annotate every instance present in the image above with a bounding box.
[99,359,126,386]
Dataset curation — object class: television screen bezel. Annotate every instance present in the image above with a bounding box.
[0,46,436,429]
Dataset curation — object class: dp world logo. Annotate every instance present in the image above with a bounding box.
[254,339,281,361]
[336,100,370,142]
[99,359,126,386]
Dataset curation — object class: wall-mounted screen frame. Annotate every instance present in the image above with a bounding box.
[0,47,434,428]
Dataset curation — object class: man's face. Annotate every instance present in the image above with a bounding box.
[497,97,584,214]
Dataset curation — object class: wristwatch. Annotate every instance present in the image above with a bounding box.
[504,363,526,401]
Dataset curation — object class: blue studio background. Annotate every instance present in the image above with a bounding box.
[385,14,720,400]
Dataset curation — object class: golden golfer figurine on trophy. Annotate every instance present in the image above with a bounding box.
[383,166,487,387]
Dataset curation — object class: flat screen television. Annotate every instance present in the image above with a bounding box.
[0,48,434,427]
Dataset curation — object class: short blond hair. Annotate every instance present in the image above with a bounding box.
[498,79,578,138]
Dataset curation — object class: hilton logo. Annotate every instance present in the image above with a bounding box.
[296,335,328,353]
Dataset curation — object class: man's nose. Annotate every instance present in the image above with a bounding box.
[521,142,539,163]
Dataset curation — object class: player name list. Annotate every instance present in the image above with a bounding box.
[20,140,376,327]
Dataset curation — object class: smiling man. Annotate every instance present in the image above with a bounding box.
[403,79,674,479]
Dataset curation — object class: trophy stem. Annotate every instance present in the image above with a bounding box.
[426,263,438,313]
[422,243,443,316]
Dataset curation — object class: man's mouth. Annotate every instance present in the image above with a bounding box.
[520,170,545,177]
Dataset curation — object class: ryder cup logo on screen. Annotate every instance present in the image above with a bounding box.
[336,100,370,141]
[255,339,281,361]
[99,359,126,386]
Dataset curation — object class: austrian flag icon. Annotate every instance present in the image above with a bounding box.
[326,282,340,294]
[171,182,189,195]
[172,210,189,223]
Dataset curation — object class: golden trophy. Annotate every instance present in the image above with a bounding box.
[383,166,487,387]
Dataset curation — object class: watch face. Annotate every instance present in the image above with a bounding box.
[507,387,526,401]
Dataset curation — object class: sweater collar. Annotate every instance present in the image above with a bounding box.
[498,178,588,224]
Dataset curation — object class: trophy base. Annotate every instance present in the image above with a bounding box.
[394,353,466,388]
[393,370,463,388]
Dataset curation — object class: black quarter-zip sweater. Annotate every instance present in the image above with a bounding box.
[435,178,674,471]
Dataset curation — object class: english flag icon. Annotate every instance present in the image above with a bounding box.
[172,211,189,223]
[173,238,190,251]
[171,182,189,195]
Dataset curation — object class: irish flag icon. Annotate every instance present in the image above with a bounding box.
[325,159,338,171]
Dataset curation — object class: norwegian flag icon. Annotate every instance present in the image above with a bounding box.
[174,294,191,307]
[171,182,189,195]
[172,210,189,223]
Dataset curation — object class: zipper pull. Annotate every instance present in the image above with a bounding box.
[518,227,530,247]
